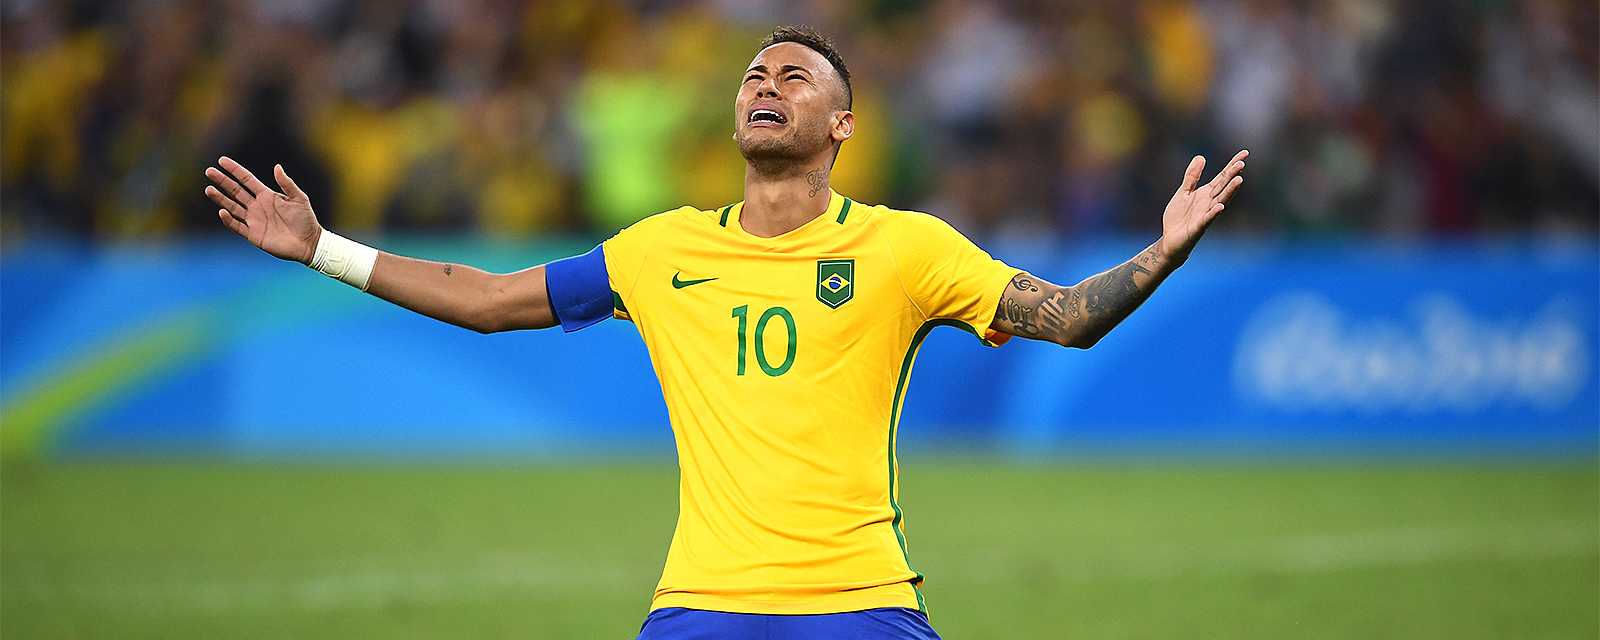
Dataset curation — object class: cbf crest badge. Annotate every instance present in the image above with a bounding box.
[816,259,854,308]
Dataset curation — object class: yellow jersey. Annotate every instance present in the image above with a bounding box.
[601,190,1021,615]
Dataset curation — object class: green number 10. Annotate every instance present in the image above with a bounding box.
[731,305,796,376]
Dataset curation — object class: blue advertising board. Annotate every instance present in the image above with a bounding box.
[971,238,1598,458]
[2,237,1594,459]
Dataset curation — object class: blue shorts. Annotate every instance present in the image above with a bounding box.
[636,607,942,640]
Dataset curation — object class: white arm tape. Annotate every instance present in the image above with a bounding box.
[308,229,379,291]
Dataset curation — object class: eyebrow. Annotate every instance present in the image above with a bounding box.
[745,64,814,76]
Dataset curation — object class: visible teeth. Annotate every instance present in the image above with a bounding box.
[750,109,784,123]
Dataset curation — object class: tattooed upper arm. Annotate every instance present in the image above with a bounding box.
[992,272,1075,346]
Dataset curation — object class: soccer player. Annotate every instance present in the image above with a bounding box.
[205,25,1244,640]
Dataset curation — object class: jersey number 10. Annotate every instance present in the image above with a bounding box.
[731,305,797,376]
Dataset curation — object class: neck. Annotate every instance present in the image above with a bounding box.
[740,160,832,238]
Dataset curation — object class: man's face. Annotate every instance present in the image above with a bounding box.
[734,42,848,168]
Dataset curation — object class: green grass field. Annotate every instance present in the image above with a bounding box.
[2,461,1595,639]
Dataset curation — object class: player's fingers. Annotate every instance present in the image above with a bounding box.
[274,164,307,201]
[218,156,273,197]
[1217,175,1244,204]
[1209,160,1245,196]
[1205,150,1249,192]
[218,209,249,237]
[1178,155,1204,193]
[205,167,254,205]
[205,185,248,218]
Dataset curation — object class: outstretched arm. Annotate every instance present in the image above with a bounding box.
[991,151,1247,348]
[204,157,557,333]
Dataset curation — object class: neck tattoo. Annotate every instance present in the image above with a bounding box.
[806,168,825,197]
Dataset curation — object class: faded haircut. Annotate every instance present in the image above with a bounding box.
[759,25,852,110]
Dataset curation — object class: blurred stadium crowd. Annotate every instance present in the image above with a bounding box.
[2,0,1595,242]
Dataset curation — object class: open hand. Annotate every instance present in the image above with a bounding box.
[1158,150,1247,262]
[204,157,321,264]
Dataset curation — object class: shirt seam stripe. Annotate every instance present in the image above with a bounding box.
[887,319,982,613]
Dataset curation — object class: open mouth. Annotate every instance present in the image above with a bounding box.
[748,109,787,125]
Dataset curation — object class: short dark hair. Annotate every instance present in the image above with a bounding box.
[759,25,852,110]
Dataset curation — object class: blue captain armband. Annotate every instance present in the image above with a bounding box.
[544,244,613,332]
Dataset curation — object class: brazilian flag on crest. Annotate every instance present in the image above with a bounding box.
[816,259,853,308]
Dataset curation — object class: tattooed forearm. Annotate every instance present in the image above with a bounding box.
[1067,243,1170,346]
[1082,261,1144,317]
[443,264,453,276]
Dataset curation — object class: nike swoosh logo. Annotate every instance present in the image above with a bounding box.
[672,273,718,289]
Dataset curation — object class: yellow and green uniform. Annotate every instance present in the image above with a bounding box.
[602,190,1020,615]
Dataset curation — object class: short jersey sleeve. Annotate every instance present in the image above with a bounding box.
[876,211,1022,346]
[601,209,685,321]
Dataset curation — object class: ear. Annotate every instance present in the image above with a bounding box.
[831,110,854,143]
